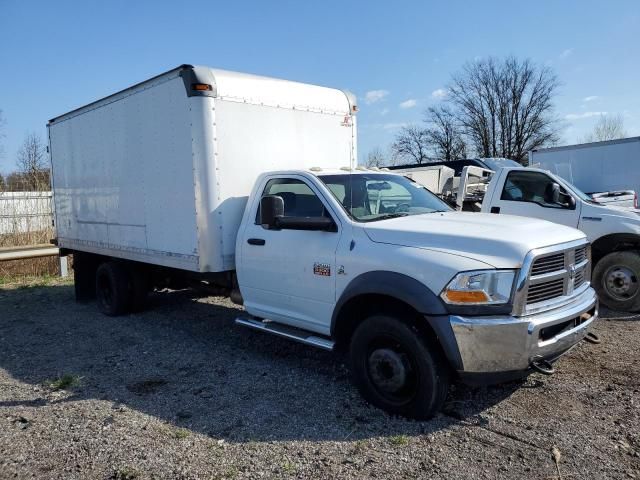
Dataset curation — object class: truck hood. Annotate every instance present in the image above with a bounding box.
[595,204,640,216]
[363,212,586,269]
[580,202,640,234]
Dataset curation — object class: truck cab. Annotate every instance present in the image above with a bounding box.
[235,168,598,418]
[481,167,640,312]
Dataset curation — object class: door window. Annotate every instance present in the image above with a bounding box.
[500,171,570,208]
[256,178,330,224]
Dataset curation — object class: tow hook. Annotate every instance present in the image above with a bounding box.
[584,331,601,344]
[530,356,555,375]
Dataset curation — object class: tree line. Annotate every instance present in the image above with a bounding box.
[368,56,629,167]
[0,110,50,192]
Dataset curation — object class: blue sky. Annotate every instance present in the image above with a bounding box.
[1,0,639,173]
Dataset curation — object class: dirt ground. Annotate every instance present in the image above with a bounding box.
[0,281,638,480]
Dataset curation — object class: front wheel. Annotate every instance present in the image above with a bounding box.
[349,315,450,419]
[593,251,640,312]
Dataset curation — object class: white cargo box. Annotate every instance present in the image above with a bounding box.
[48,65,357,272]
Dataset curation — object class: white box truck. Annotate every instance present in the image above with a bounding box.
[529,137,640,207]
[48,65,599,419]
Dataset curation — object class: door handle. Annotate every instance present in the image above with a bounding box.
[247,238,266,246]
[490,206,500,214]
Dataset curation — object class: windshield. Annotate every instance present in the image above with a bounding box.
[319,173,452,222]
[552,174,596,203]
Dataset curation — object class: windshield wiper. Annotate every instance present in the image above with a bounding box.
[366,212,410,222]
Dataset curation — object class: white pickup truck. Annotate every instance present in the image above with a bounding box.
[400,162,640,312]
[48,65,599,419]
[478,167,640,312]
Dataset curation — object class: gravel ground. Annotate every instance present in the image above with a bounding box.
[0,281,638,480]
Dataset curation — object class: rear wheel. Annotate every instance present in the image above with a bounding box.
[349,314,449,419]
[593,251,640,312]
[95,261,132,316]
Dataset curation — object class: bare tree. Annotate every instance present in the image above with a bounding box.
[447,56,560,163]
[16,132,49,191]
[582,114,627,143]
[0,173,5,191]
[365,147,388,167]
[424,105,467,160]
[5,172,24,191]
[392,125,430,164]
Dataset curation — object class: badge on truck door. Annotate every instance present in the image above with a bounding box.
[313,263,331,276]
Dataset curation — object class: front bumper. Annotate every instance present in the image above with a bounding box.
[448,287,598,384]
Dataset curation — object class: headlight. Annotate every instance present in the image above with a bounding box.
[441,270,516,305]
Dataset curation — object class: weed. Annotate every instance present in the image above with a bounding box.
[389,434,410,446]
[352,439,367,453]
[48,374,80,391]
[281,460,297,475]
[112,466,140,480]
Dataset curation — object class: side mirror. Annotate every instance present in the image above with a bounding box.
[544,183,561,204]
[260,195,284,229]
[260,195,337,231]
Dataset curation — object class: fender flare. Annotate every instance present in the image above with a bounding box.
[591,233,640,263]
[330,270,448,334]
[330,270,463,370]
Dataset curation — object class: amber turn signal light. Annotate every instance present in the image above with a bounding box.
[442,290,489,303]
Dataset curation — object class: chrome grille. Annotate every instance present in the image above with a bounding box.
[522,242,591,310]
[531,253,565,276]
[527,278,565,303]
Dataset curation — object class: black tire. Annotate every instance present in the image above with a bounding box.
[593,251,640,312]
[95,261,132,316]
[349,314,450,420]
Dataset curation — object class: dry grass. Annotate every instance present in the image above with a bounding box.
[0,258,61,285]
[0,229,61,283]
[0,229,54,248]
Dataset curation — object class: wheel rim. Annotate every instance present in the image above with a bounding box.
[366,336,418,406]
[603,265,639,301]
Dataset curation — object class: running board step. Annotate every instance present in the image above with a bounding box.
[235,317,335,351]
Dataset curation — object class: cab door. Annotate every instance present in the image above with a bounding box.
[489,170,581,228]
[237,175,342,335]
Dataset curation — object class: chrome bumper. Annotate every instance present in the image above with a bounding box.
[449,287,598,374]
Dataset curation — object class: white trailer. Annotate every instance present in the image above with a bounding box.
[529,137,640,199]
[48,65,357,274]
[390,164,455,195]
